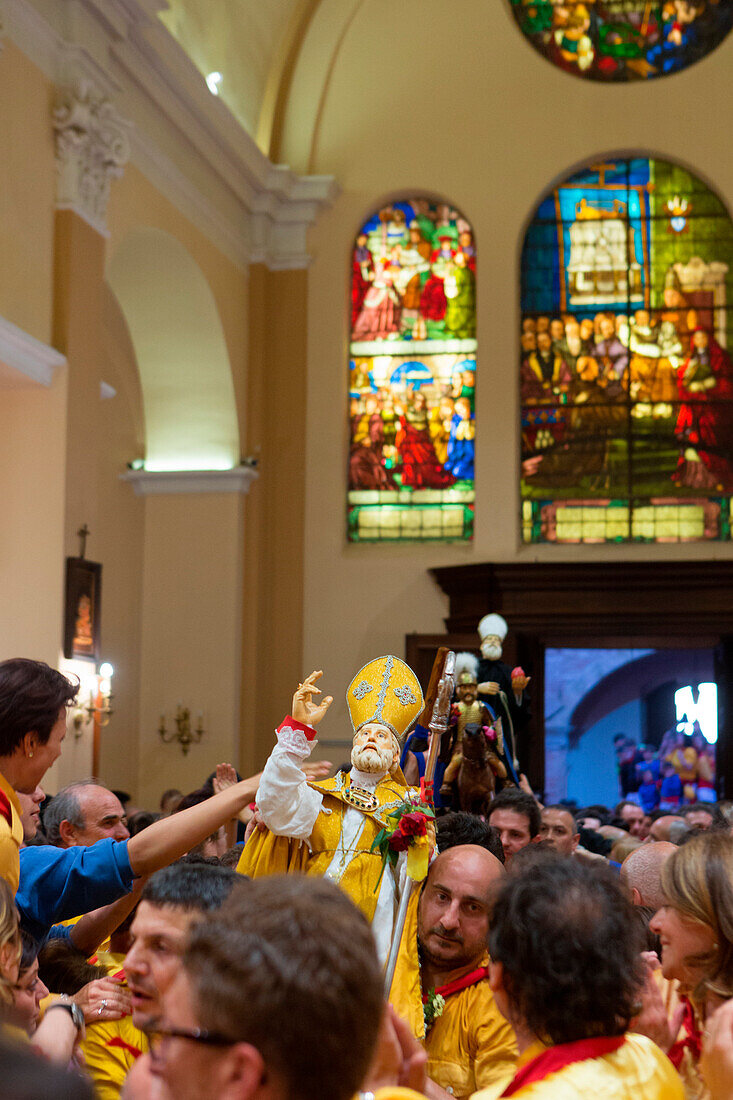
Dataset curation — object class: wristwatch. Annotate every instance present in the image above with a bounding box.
[45,996,85,1032]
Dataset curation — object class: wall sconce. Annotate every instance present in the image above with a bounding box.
[73,662,114,738]
[158,706,205,755]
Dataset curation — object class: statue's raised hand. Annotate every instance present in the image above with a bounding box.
[292,670,333,728]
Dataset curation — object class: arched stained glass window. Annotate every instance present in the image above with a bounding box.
[509,1,733,82]
[348,199,476,542]
[520,157,733,543]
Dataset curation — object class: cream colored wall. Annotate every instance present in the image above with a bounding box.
[107,165,250,451]
[276,0,733,746]
[0,41,56,343]
[137,491,244,807]
[0,381,67,663]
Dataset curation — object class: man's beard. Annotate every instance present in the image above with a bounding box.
[351,742,394,775]
[481,641,502,661]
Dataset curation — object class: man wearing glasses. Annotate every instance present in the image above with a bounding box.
[144,875,429,1100]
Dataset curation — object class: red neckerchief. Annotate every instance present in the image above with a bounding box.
[0,788,12,827]
[668,996,702,1069]
[500,1036,626,1097]
[421,965,488,1003]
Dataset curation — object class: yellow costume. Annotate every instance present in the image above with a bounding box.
[239,770,413,923]
[0,770,23,894]
[239,656,425,962]
[81,1014,148,1100]
[470,1033,683,1100]
[389,890,517,1099]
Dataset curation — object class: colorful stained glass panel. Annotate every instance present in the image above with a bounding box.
[520,157,733,543]
[348,200,476,542]
[509,1,733,82]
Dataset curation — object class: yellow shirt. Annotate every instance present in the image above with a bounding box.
[470,1033,684,1100]
[389,891,517,1099]
[81,1014,149,1100]
[0,769,23,894]
[237,771,410,924]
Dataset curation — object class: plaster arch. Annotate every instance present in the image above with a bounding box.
[106,228,239,472]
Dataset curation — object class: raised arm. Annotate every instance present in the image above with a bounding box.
[257,671,334,839]
[126,779,256,876]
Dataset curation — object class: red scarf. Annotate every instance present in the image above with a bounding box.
[500,1035,626,1097]
[422,965,488,1003]
[668,996,702,1069]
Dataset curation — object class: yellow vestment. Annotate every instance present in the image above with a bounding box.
[389,890,517,1100]
[0,770,23,894]
[470,1033,684,1100]
[237,770,410,923]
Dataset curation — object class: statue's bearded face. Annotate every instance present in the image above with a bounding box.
[351,723,397,775]
[480,634,503,661]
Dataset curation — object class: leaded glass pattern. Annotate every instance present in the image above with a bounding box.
[348,200,476,543]
[509,1,733,82]
[520,157,733,544]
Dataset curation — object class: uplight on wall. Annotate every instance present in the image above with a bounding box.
[206,71,222,96]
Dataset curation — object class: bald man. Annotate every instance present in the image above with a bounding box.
[648,815,684,843]
[620,841,675,910]
[389,845,517,1099]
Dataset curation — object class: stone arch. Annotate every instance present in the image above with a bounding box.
[107,228,239,471]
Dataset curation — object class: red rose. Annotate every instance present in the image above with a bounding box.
[388,831,412,853]
[398,812,428,837]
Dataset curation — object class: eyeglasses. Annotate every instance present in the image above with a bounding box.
[146,1025,236,1059]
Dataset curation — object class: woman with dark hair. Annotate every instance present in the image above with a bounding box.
[475,859,682,1098]
[0,659,79,893]
[650,832,733,1099]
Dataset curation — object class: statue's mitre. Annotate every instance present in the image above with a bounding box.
[347,655,423,743]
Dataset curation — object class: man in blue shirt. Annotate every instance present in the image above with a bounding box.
[15,775,259,945]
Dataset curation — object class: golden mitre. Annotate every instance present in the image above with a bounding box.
[347,655,423,743]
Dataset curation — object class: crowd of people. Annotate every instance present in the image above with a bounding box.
[615,726,717,812]
[520,298,733,493]
[3,655,733,1099]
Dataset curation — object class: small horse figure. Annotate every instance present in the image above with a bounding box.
[452,721,508,817]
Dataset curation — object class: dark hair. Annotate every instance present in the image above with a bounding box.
[487,788,541,838]
[141,857,244,913]
[489,859,644,1043]
[126,810,162,836]
[18,930,39,974]
[37,939,108,995]
[506,840,563,876]
[543,803,579,822]
[0,659,78,756]
[0,1038,94,1100]
[174,788,211,814]
[184,876,383,1100]
[437,811,504,863]
[680,802,714,819]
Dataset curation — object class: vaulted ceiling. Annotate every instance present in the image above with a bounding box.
[158,0,323,161]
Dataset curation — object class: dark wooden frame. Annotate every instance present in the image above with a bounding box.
[63,557,102,663]
[406,561,733,798]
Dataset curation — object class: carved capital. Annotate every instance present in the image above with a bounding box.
[53,81,130,234]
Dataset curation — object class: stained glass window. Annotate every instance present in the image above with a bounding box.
[509,1,733,82]
[520,157,733,543]
[348,200,476,542]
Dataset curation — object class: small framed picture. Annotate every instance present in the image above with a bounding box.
[63,558,102,662]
